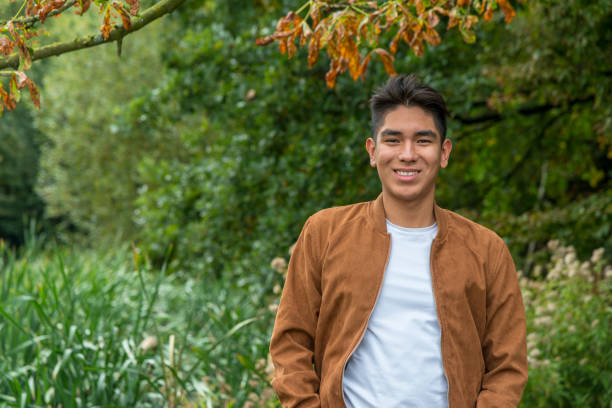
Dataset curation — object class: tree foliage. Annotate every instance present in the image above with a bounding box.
[257,0,524,87]
[26,0,611,275]
[0,0,185,113]
[0,104,44,245]
[35,11,169,242]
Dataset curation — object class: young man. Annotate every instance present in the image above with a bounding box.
[270,75,528,407]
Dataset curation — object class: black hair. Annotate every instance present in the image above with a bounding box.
[370,74,448,142]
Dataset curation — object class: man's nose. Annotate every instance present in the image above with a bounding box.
[398,141,417,162]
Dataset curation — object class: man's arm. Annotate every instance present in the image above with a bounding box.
[270,217,322,408]
[477,241,528,407]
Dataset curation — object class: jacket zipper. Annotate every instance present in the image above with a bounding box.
[430,237,451,406]
[340,233,392,406]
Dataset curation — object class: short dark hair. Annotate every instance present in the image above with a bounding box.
[369,74,448,142]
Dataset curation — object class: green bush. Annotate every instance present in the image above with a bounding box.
[520,243,611,407]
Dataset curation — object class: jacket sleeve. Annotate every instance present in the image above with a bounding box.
[269,217,322,408]
[477,241,528,408]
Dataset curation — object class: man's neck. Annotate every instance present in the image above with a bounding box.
[382,191,436,228]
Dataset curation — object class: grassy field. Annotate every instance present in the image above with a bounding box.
[0,239,278,407]
[1,238,610,407]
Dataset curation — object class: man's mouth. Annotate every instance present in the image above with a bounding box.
[394,169,420,176]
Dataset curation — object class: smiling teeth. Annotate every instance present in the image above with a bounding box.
[397,171,418,176]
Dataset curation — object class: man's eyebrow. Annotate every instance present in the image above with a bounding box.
[414,130,438,139]
[380,129,404,137]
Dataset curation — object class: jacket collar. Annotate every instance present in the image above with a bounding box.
[370,193,448,243]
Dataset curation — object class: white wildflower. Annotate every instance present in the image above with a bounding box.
[138,336,158,352]
[270,257,287,273]
[591,248,604,264]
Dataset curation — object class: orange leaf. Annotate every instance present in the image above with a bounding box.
[26,77,40,109]
[0,37,15,55]
[75,0,91,15]
[357,54,371,80]
[484,3,494,22]
[8,22,32,70]
[427,10,440,28]
[414,0,425,17]
[126,0,139,16]
[423,26,440,47]
[37,0,66,24]
[112,1,131,30]
[373,48,397,76]
[100,7,112,39]
[497,0,516,23]
[255,35,275,46]
[457,0,470,7]
[390,21,406,54]
[307,30,321,68]
[411,38,424,57]
[25,0,34,16]
[325,59,340,88]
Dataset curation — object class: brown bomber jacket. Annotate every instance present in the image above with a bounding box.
[270,194,528,408]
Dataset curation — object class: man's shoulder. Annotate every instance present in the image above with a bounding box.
[440,207,507,249]
[309,200,371,225]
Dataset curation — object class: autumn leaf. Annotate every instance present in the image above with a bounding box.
[8,22,32,70]
[423,26,440,47]
[37,0,67,24]
[427,9,440,28]
[100,7,112,39]
[25,77,40,108]
[373,48,396,76]
[0,37,15,55]
[25,0,34,17]
[357,54,371,80]
[112,1,131,31]
[307,29,321,68]
[497,0,516,23]
[484,3,494,22]
[126,0,139,16]
[390,21,407,54]
[325,59,341,88]
[75,0,91,16]
[257,0,526,88]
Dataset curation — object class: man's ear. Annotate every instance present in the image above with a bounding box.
[440,138,452,168]
[366,137,377,167]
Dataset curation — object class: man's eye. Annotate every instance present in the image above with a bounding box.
[385,138,400,143]
[417,139,432,144]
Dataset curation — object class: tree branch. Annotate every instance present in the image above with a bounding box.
[0,0,186,70]
[0,1,77,28]
[452,96,594,125]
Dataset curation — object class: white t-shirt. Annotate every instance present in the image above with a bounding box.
[342,220,448,407]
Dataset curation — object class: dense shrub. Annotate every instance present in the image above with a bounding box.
[520,243,611,407]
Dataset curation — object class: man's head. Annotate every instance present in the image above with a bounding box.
[369,74,448,143]
[366,75,452,207]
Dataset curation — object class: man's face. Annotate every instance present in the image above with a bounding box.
[366,105,452,205]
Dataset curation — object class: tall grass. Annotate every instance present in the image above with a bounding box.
[0,239,277,407]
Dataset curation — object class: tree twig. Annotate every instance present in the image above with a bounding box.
[0,0,186,70]
[0,1,77,28]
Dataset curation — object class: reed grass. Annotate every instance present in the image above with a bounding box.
[0,239,275,407]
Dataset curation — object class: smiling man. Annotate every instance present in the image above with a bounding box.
[270,75,528,408]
